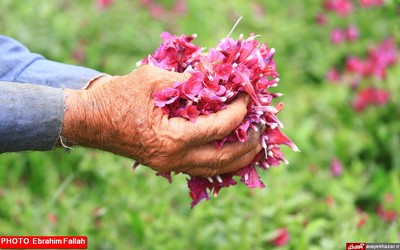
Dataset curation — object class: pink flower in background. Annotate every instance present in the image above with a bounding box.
[96,0,113,9]
[137,32,298,207]
[364,38,398,79]
[330,28,345,44]
[48,213,58,224]
[342,38,398,81]
[330,158,343,177]
[384,193,394,203]
[326,68,341,82]
[326,196,335,206]
[149,3,165,18]
[270,228,290,247]
[315,13,327,25]
[71,41,87,64]
[324,0,354,16]
[173,0,187,14]
[357,213,367,228]
[330,25,359,45]
[345,56,365,75]
[140,0,187,19]
[360,0,385,8]
[352,87,390,112]
[376,205,398,222]
[345,25,359,42]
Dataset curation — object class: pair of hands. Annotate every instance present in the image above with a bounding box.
[61,65,263,177]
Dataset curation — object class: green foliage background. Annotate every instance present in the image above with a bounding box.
[0,0,399,249]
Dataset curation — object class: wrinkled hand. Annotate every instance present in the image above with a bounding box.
[62,65,263,177]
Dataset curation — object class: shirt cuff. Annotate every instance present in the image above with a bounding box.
[0,81,64,153]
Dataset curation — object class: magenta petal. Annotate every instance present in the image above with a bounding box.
[156,172,173,183]
[266,128,299,151]
[180,105,200,122]
[237,166,265,188]
[139,32,298,207]
[188,177,211,208]
[235,121,250,142]
[181,72,204,100]
[153,87,180,107]
[212,174,237,197]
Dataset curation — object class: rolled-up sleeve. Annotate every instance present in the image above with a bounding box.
[0,82,64,152]
[0,35,103,89]
[0,35,104,152]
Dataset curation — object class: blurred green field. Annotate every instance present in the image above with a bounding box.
[1,0,399,249]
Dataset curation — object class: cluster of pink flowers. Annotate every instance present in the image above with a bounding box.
[345,38,398,80]
[352,87,390,112]
[138,32,298,207]
[318,0,386,45]
[328,38,397,111]
[139,0,187,19]
[359,0,385,8]
[322,0,384,17]
[376,193,398,223]
[318,0,396,112]
[330,25,359,44]
[323,0,354,16]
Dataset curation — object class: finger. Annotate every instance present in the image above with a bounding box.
[169,94,250,146]
[184,144,263,177]
[136,65,191,90]
[179,126,264,176]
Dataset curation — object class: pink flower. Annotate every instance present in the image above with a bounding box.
[139,32,298,207]
[270,228,290,247]
[330,158,343,177]
[48,213,58,224]
[153,87,180,108]
[236,165,265,188]
[176,71,203,101]
[345,56,365,75]
[156,172,172,183]
[315,13,328,26]
[324,0,354,16]
[188,174,237,208]
[357,213,367,228]
[326,68,341,82]
[352,87,390,112]
[96,0,113,9]
[326,196,335,206]
[330,28,345,45]
[360,0,385,8]
[364,38,398,79]
[345,25,359,42]
[173,0,187,14]
[149,3,165,19]
[376,205,398,222]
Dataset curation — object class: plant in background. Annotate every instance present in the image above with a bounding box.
[136,30,298,207]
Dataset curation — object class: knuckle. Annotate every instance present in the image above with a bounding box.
[211,123,229,139]
[213,151,233,168]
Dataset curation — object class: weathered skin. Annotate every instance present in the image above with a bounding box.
[62,65,263,177]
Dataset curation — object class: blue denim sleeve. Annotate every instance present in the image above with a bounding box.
[0,35,103,88]
[0,81,64,152]
[0,35,105,152]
